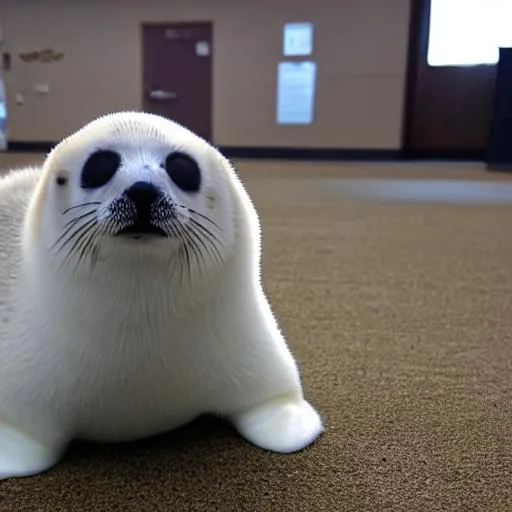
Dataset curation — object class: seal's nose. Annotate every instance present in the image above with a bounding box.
[126,181,160,211]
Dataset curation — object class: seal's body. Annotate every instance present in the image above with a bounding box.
[0,112,323,480]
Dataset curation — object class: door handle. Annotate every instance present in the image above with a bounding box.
[149,89,178,101]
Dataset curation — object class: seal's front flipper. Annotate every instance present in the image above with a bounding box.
[230,394,324,454]
[0,420,64,480]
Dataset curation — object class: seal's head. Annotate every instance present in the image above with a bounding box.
[27,112,242,274]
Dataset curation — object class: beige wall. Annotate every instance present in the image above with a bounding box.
[0,0,411,148]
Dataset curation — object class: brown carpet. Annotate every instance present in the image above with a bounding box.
[1,156,512,511]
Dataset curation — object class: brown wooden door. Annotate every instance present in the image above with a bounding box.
[142,22,213,142]
[403,0,496,158]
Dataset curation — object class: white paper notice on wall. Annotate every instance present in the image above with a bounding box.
[276,61,317,125]
[283,22,314,56]
[196,41,210,57]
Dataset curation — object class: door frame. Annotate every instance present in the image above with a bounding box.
[401,0,497,160]
[401,0,428,158]
[139,20,215,142]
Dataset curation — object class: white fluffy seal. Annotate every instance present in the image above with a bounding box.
[0,111,324,480]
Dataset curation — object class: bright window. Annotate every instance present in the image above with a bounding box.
[427,0,512,66]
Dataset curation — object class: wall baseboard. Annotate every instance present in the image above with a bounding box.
[7,141,403,160]
[7,141,56,153]
[5,141,486,163]
[219,146,403,161]
[403,149,485,161]
[486,163,512,172]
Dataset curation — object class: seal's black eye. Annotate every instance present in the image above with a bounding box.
[164,152,201,193]
[81,150,121,189]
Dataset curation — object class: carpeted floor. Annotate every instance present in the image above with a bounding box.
[1,155,512,511]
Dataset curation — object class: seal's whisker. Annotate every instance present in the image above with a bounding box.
[163,222,185,281]
[101,219,119,238]
[90,244,100,266]
[74,228,99,272]
[188,218,224,265]
[186,226,208,280]
[55,218,97,255]
[62,201,101,215]
[188,217,222,245]
[179,206,222,231]
[63,210,97,230]
[188,224,219,269]
[184,224,210,276]
[52,210,98,250]
[101,220,117,238]
[62,222,98,263]
[164,218,215,282]
[60,221,98,270]
[175,241,186,287]
[190,232,221,268]
[174,222,193,286]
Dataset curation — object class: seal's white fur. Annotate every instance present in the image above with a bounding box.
[0,112,323,480]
